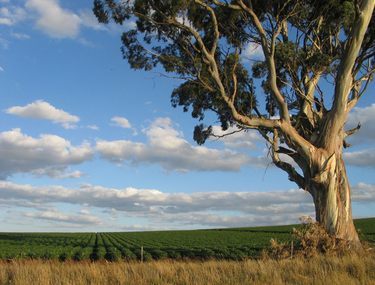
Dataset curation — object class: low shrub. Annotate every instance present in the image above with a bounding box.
[265,216,350,260]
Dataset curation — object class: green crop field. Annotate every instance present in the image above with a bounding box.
[0,218,373,261]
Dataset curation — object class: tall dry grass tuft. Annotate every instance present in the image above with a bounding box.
[0,251,374,285]
[266,216,355,260]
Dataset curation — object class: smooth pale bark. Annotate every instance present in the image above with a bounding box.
[308,151,361,248]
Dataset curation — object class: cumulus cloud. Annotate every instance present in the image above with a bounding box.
[78,209,91,215]
[149,211,309,228]
[210,126,262,150]
[346,103,375,144]
[25,0,81,38]
[110,117,132,128]
[343,148,375,168]
[351,183,375,202]
[5,100,79,129]
[0,181,315,227]
[0,0,131,42]
[23,211,102,225]
[1,181,373,229]
[0,128,94,179]
[96,117,266,173]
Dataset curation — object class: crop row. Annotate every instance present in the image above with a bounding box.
[0,218,373,261]
[0,230,286,261]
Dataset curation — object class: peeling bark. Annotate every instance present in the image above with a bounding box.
[309,152,361,248]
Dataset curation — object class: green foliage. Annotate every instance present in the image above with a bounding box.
[121,248,137,260]
[0,219,373,261]
[92,0,375,151]
[167,250,181,259]
[151,249,168,260]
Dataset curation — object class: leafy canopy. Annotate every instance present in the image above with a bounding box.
[93,0,375,186]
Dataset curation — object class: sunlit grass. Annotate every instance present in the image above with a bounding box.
[0,251,374,285]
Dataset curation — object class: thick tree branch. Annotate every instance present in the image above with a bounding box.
[333,0,375,118]
[270,131,306,189]
[236,1,291,124]
[344,123,361,138]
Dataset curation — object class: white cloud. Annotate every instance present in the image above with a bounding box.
[10,32,30,39]
[0,67,3,72]
[0,182,314,215]
[351,183,375,202]
[346,103,375,144]
[344,148,375,168]
[0,128,94,179]
[210,126,262,150]
[59,170,87,179]
[23,211,102,225]
[77,37,95,47]
[87,125,99,130]
[110,116,132,128]
[25,0,81,38]
[5,100,79,129]
[149,211,308,228]
[78,209,91,215]
[0,181,314,227]
[242,42,264,60]
[0,5,26,25]
[78,8,108,31]
[96,117,264,173]
[0,181,373,229]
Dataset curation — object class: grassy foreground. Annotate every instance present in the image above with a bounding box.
[0,251,374,285]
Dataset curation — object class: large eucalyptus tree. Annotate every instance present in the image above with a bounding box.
[93,0,375,248]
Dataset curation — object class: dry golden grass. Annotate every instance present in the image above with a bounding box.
[0,251,374,285]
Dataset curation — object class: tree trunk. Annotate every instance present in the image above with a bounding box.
[308,151,361,249]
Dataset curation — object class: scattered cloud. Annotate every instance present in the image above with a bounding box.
[0,128,94,179]
[0,5,27,26]
[0,181,313,227]
[78,8,108,31]
[0,181,373,229]
[87,125,99,130]
[10,32,30,39]
[77,37,95,47]
[110,116,132,128]
[0,37,9,49]
[346,103,375,144]
[59,170,87,179]
[23,211,102,225]
[0,67,3,72]
[25,0,81,38]
[242,42,264,60]
[0,0,131,44]
[96,117,266,173]
[351,183,375,202]
[5,100,79,129]
[344,148,375,168]
[210,126,262,150]
[78,209,91,215]
[0,182,313,216]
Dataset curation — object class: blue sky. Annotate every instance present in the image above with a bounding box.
[0,0,374,232]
